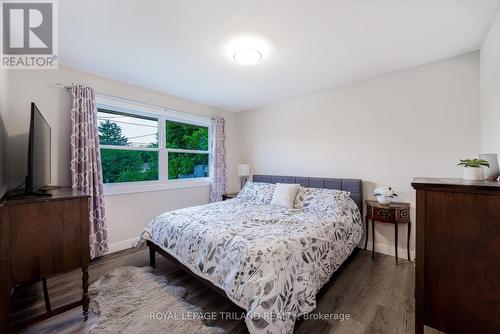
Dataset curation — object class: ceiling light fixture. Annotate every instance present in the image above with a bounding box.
[224,35,271,66]
[233,49,263,66]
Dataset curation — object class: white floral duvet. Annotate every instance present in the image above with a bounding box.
[140,197,362,334]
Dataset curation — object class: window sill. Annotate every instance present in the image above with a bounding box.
[103,179,211,196]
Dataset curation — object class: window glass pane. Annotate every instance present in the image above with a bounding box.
[101,149,158,183]
[98,108,158,148]
[166,120,208,151]
[168,152,209,179]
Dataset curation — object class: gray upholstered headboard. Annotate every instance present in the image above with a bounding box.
[252,175,363,213]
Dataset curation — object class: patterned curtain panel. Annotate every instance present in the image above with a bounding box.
[70,85,109,258]
[209,117,227,202]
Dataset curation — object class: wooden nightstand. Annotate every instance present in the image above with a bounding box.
[222,192,238,201]
[365,200,411,264]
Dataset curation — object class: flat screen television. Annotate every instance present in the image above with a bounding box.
[25,103,51,195]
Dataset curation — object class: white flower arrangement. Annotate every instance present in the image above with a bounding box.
[374,186,398,204]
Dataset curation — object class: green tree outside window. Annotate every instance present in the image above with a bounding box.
[98,112,210,183]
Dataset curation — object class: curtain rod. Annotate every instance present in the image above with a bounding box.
[56,82,75,89]
[55,82,215,119]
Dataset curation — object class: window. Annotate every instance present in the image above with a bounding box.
[96,97,211,191]
[166,121,209,180]
[98,109,159,183]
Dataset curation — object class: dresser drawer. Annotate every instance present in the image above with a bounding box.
[413,177,500,334]
[9,199,84,284]
[423,191,500,333]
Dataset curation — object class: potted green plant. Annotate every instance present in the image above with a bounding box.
[457,159,490,181]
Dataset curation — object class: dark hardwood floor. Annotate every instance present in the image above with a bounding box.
[12,248,415,334]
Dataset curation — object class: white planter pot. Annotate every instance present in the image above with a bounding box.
[479,154,499,181]
[462,167,484,181]
[376,196,392,205]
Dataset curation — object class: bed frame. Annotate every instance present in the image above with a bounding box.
[147,175,363,313]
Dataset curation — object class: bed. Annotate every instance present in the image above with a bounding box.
[140,175,363,334]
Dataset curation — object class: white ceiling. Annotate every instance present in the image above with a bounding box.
[59,0,500,112]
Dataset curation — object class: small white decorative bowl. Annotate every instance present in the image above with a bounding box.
[376,196,392,205]
[374,186,397,205]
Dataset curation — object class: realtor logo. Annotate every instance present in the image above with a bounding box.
[1,0,58,69]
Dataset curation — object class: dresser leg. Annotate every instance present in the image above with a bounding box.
[364,216,369,250]
[395,222,399,264]
[0,287,10,333]
[416,321,424,334]
[42,278,51,312]
[407,222,411,261]
[82,267,89,321]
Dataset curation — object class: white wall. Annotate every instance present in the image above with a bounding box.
[3,51,484,257]
[481,11,500,154]
[4,65,239,251]
[236,52,481,259]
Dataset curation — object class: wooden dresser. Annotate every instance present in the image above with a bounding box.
[412,178,500,334]
[0,188,90,332]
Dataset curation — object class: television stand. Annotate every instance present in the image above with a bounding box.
[0,188,90,332]
[4,190,52,200]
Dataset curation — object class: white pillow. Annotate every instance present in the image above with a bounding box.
[271,183,300,208]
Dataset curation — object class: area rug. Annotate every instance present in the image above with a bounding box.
[89,266,224,334]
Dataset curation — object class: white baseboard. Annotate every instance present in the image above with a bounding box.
[107,237,139,254]
[359,241,415,261]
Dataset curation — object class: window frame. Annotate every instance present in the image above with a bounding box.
[96,95,212,196]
